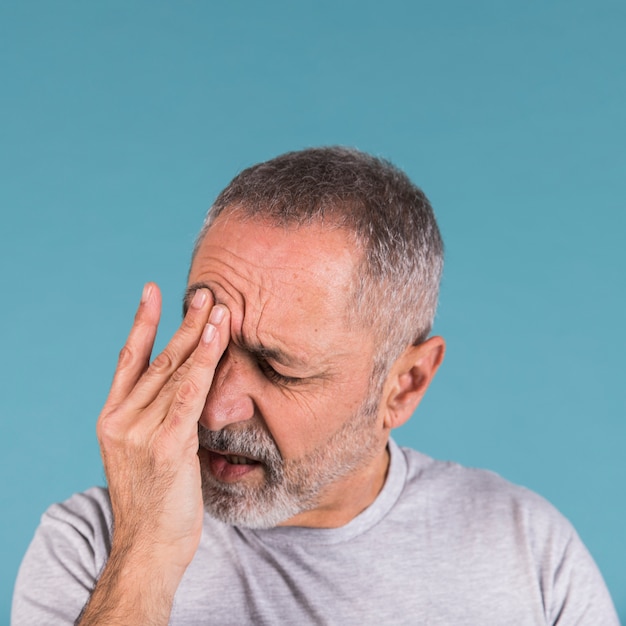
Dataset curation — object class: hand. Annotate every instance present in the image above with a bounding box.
[79,283,230,625]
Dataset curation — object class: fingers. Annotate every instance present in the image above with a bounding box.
[105,284,215,414]
[94,287,230,587]
[161,304,231,437]
[106,283,162,409]
[127,287,215,410]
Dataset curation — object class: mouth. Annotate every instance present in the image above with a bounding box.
[200,447,264,483]
[222,453,258,466]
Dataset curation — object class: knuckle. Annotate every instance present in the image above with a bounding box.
[97,409,148,452]
[155,363,188,399]
[151,349,176,374]
[176,377,201,402]
[170,364,188,385]
[168,377,205,424]
[116,345,133,368]
[96,411,120,446]
[180,312,200,332]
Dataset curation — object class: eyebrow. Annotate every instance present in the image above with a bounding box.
[182,281,215,316]
[182,281,309,369]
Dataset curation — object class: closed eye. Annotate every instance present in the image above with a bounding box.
[256,358,304,385]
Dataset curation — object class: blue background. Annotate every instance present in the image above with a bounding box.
[1,1,624,621]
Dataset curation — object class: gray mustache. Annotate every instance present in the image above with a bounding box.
[198,425,282,468]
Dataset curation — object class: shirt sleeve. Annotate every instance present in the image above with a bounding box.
[544,525,619,626]
[11,488,112,626]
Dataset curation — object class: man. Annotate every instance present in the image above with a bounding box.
[13,148,618,624]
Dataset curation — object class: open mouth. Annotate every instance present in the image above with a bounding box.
[223,454,258,466]
[201,448,264,482]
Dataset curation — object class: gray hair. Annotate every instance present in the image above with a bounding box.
[192,147,443,377]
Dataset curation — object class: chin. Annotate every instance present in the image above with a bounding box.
[200,469,308,529]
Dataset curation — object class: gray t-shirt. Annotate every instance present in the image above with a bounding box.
[12,440,619,625]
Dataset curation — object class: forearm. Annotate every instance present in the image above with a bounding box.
[77,543,185,626]
[75,285,227,624]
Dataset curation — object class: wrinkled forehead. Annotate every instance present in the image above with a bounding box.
[186,214,364,356]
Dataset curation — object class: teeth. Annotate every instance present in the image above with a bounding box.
[225,455,254,465]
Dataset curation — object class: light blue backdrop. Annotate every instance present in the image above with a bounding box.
[1,1,624,621]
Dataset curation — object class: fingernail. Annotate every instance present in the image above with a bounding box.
[191,289,207,309]
[141,283,153,303]
[202,323,216,343]
[209,305,226,325]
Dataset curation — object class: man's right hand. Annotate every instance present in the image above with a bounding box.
[78,283,230,625]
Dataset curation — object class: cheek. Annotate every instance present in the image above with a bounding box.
[256,390,324,459]
[257,381,370,460]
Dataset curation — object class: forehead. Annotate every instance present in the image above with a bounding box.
[187,215,362,359]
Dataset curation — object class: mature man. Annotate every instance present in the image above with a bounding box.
[13,148,618,624]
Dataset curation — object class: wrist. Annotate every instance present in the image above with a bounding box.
[77,540,189,625]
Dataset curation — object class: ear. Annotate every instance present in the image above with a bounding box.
[381,336,445,430]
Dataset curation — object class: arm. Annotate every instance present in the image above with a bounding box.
[75,283,229,625]
[547,528,619,626]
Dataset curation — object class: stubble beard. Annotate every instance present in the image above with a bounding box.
[198,390,381,529]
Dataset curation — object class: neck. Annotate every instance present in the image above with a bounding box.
[278,443,391,529]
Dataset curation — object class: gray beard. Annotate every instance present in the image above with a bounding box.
[197,390,381,529]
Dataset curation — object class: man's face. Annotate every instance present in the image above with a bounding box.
[186,213,390,528]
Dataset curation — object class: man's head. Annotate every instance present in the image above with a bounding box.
[193,146,443,375]
[186,147,445,528]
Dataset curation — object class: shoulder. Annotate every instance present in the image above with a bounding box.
[391,445,619,624]
[36,486,114,561]
[391,444,583,577]
[12,487,113,625]
[42,486,113,534]
[398,444,567,531]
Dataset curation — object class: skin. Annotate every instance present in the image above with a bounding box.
[189,215,392,528]
[79,214,445,625]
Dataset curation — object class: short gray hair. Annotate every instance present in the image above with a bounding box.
[192,147,443,376]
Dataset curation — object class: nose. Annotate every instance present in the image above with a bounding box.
[199,346,256,430]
